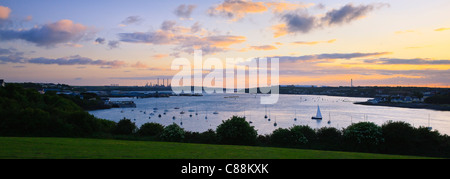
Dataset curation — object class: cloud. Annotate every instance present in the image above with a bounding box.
[0,19,94,47]
[291,39,336,45]
[174,4,197,19]
[152,54,169,59]
[365,58,450,65]
[119,21,246,55]
[121,16,143,26]
[247,45,278,51]
[27,55,126,68]
[270,52,391,62]
[94,37,106,44]
[265,1,314,13]
[207,0,314,21]
[395,30,415,34]
[281,12,317,34]
[0,50,129,68]
[108,40,120,49]
[119,30,176,45]
[208,0,268,21]
[274,3,387,37]
[321,4,381,26]
[435,28,450,32]
[0,6,11,19]
[131,61,148,69]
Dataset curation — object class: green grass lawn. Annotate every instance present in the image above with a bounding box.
[0,137,435,159]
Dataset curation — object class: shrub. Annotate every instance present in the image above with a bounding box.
[199,129,218,144]
[160,123,185,142]
[216,116,257,145]
[270,128,295,147]
[343,122,384,152]
[381,121,416,154]
[138,122,164,136]
[316,127,342,150]
[113,118,137,135]
[290,125,316,146]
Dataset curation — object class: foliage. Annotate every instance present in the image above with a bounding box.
[343,122,384,152]
[316,127,342,150]
[216,116,258,145]
[113,118,137,135]
[160,123,185,142]
[0,84,115,137]
[138,122,164,137]
[381,121,416,154]
[425,93,450,104]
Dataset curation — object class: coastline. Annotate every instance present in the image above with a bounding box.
[354,102,450,111]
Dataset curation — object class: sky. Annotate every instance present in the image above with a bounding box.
[0,0,449,87]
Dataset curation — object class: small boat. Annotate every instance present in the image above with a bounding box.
[180,111,185,114]
[327,112,331,124]
[311,105,323,120]
[264,105,268,119]
[294,110,297,121]
[174,107,180,109]
[213,111,219,115]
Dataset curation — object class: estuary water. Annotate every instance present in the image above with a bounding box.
[89,93,450,135]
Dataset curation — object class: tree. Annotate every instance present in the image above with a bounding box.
[381,121,416,154]
[138,122,164,136]
[113,118,137,135]
[316,127,342,150]
[290,125,317,146]
[343,122,384,152]
[160,123,185,142]
[216,116,258,145]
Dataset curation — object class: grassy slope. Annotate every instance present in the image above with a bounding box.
[0,137,434,159]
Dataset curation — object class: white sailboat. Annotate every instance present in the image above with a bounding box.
[311,105,323,120]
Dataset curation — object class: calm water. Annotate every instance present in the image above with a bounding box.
[89,93,450,135]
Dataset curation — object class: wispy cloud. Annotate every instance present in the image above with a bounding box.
[271,52,391,62]
[207,0,314,21]
[208,0,268,21]
[120,16,143,26]
[27,55,126,68]
[174,4,197,19]
[291,39,336,45]
[364,58,450,65]
[435,27,450,32]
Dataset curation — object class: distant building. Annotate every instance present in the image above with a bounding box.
[0,79,4,87]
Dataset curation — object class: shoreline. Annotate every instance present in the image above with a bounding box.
[354,102,450,111]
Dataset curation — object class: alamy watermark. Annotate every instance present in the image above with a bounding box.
[171,50,279,104]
